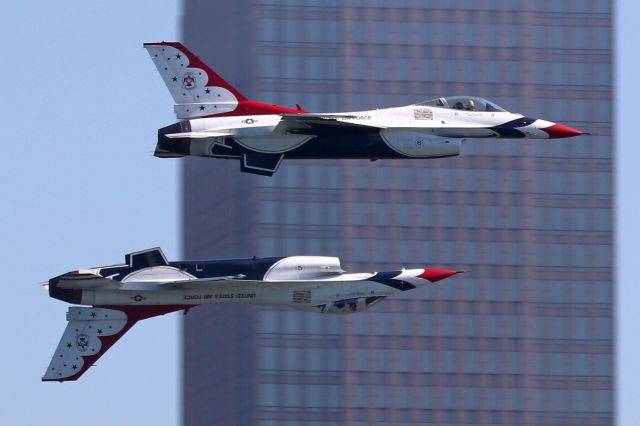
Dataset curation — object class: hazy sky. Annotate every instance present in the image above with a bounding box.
[0,2,634,426]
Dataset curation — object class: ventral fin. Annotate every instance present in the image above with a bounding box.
[240,153,284,176]
[125,248,169,268]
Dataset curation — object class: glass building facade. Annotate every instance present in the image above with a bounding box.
[181,1,613,425]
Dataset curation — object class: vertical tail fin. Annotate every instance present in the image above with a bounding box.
[144,41,306,119]
[43,307,129,381]
[43,305,187,381]
[144,41,246,119]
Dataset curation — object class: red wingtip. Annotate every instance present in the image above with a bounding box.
[418,268,463,283]
[542,123,587,138]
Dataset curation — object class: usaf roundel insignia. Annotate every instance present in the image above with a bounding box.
[182,72,197,90]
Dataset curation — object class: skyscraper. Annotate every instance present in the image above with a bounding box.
[181,1,613,425]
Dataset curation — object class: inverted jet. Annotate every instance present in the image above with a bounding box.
[144,42,587,176]
[43,248,461,381]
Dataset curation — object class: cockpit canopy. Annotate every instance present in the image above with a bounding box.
[416,96,507,112]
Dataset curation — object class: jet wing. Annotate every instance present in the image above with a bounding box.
[163,275,354,290]
[165,125,281,139]
[164,131,233,139]
[279,114,387,129]
[164,277,261,290]
[163,115,383,142]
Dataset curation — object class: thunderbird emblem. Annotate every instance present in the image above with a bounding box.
[182,72,196,90]
[76,334,90,351]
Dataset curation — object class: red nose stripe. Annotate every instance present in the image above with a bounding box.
[418,268,463,283]
[542,123,586,138]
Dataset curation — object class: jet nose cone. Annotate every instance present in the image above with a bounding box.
[542,123,587,138]
[418,268,463,283]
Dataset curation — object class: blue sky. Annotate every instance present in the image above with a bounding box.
[0,2,634,425]
[0,2,180,425]
[616,1,637,425]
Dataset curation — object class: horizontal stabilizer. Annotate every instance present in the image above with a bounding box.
[54,275,118,290]
[241,152,284,176]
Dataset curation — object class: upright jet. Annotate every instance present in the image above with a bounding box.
[43,248,462,381]
[145,42,586,175]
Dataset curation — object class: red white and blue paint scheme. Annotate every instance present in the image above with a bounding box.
[144,41,587,176]
[43,248,461,382]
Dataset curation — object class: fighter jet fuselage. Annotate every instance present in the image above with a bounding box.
[145,42,587,176]
[43,248,461,382]
[49,249,454,313]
